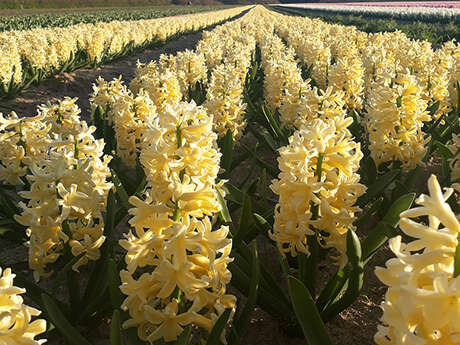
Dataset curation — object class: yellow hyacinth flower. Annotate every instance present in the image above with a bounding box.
[270,118,365,266]
[119,100,235,343]
[375,175,460,345]
[130,62,182,114]
[204,63,247,141]
[9,98,112,281]
[0,267,47,345]
[366,71,431,170]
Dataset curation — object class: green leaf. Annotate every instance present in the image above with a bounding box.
[111,170,131,211]
[107,259,123,309]
[346,230,361,265]
[52,252,85,289]
[434,140,454,160]
[0,189,20,217]
[229,259,290,320]
[363,156,377,185]
[361,193,415,262]
[103,189,116,257]
[427,100,440,115]
[176,325,192,345]
[287,276,333,345]
[126,326,145,345]
[241,144,277,177]
[233,243,260,336]
[92,106,105,140]
[454,232,460,278]
[80,259,109,321]
[382,193,415,226]
[355,197,383,229]
[315,268,347,312]
[220,129,234,178]
[234,193,252,247]
[41,294,93,345]
[110,309,123,345]
[252,213,271,233]
[216,187,231,224]
[135,158,146,186]
[321,231,363,321]
[358,169,400,207]
[206,308,232,345]
[261,103,287,144]
[246,177,260,196]
[222,183,243,205]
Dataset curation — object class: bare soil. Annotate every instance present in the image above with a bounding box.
[0,29,395,345]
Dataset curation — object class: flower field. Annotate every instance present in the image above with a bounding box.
[277,2,460,22]
[0,4,460,345]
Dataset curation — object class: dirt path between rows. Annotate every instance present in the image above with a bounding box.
[2,31,202,122]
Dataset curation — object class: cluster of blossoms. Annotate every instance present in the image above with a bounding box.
[259,25,303,114]
[0,7,249,86]
[204,63,248,141]
[174,49,208,98]
[91,77,158,167]
[0,267,47,344]
[0,98,112,281]
[270,117,366,267]
[365,72,431,170]
[130,61,182,114]
[119,101,235,343]
[256,12,356,137]
[375,175,460,344]
[198,13,257,141]
[201,21,255,140]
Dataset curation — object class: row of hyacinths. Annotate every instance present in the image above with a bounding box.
[276,3,460,22]
[86,8,262,343]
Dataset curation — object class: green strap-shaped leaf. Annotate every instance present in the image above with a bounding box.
[434,140,455,160]
[102,189,116,258]
[321,231,363,321]
[246,177,260,196]
[108,259,124,310]
[232,243,260,337]
[262,104,288,144]
[287,276,333,345]
[41,293,93,345]
[175,325,192,345]
[92,106,105,140]
[229,259,289,320]
[222,183,244,205]
[220,129,234,178]
[241,144,277,177]
[252,213,271,233]
[355,197,383,229]
[361,193,415,263]
[235,243,292,313]
[233,193,252,247]
[111,169,131,211]
[216,188,232,224]
[358,169,400,207]
[0,189,20,218]
[454,232,460,278]
[52,252,85,290]
[315,268,347,312]
[206,308,232,345]
[110,309,122,345]
[80,259,109,321]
